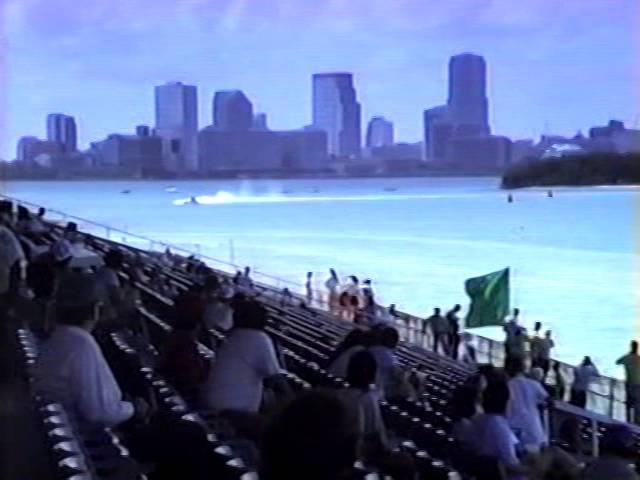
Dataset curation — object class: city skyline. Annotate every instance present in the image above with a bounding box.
[3,0,638,159]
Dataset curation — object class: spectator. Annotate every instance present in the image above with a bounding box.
[325,268,340,315]
[361,280,376,324]
[538,330,555,380]
[200,300,285,413]
[0,219,25,311]
[202,275,234,332]
[582,425,640,480]
[463,380,533,479]
[505,328,528,369]
[570,356,599,409]
[260,391,360,480]
[506,357,549,452]
[451,383,480,448]
[335,350,388,450]
[327,329,369,378]
[530,322,543,369]
[551,362,566,401]
[34,272,146,427]
[425,307,448,354]
[616,341,640,424]
[460,332,478,366]
[235,266,253,292]
[94,249,124,325]
[159,313,210,401]
[369,327,411,400]
[338,291,350,320]
[503,308,521,357]
[446,304,462,359]
[305,271,313,305]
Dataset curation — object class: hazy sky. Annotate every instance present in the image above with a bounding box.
[2,0,638,159]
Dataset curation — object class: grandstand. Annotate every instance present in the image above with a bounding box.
[1,196,639,479]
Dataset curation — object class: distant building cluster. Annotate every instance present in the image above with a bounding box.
[14,53,640,177]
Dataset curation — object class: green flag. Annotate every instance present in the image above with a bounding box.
[464,268,510,328]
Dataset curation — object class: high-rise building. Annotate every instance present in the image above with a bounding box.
[253,113,269,131]
[447,53,490,135]
[212,90,253,131]
[312,73,361,157]
[136,125,151,137]
[46,113,77,152]
[423,105,454,162]
[365,116,394,149]
[16,136,39,162]
[154,81,198,172]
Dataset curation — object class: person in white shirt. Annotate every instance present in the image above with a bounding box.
[505,357,549,452]
[304,271,313,306]
[537,330,555,380]
[570,356,599,409]
[325,268,340,314]
[34,272,144,427]
[464,380,532,480]
[200,300,284,413]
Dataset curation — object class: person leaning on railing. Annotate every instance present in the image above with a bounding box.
[616,341,640,424]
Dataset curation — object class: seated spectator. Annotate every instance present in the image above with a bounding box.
[582,425,639,480]
[326,329,368,378]
[464,380,533,479]
[335,350,387,450]
[94,249,124,324]
[202,274,234,332]
[159,314,210,400]
[200,299,284,413]
[260,391,360,480]
[506,357,549,452]
[34,272,145,426]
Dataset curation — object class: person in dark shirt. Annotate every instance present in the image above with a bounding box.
[446,304,462,359]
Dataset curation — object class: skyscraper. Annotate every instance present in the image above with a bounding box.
[447,53,490,135]
[213,90,253,131]
[154,81,198,172]
[423,105,453,162]
[312,73,361,157]
[365,116,394,148]
[46,113,77,152]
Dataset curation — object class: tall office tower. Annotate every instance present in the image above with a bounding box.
[154,81,198,172]
[212,90,253,131]
[312,72,361,157]
[423,105,454,162]
[46,113,77,152]
[447,53,490,136]
[365,116,394,148]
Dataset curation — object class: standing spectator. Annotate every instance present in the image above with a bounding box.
[446,304,462,359]
[570,356,599,409]
[305,272,313,306]
[325,268,340,314]
[616,341,640,424]
[551,362,566,401]
[503,308,521,358]
[425,308,448,354]
[538,330,555,380]
[506,357,549,452]
[505,328,528,371]
[530,322,543,369]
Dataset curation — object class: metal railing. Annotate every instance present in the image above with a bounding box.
[2,194,630,424]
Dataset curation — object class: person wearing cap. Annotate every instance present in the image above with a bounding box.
[34,271,147,426]
[582,425,640,479]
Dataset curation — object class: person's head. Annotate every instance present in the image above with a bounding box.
[545,330,552,339]
[363,279,371,286]
[582,356,593,366]
[37,207,46,218]
[378,326,400,349]
[260,391,359,480]
[306,271,313,280]
[349,275,358,285]
[481,380,510,415]
[534,321,542,333]
[329,268,337,279]
[434,307,441,315]
[244,266,251,276]
[233,299,268,330]
[601,425,636,458]
[389,304,396,314]
[631,340,638,354]
[505,356,525,377]
[104,249,124,270]
[513,308,520,318]
[55,272,101,331]
[453,304,461,313]
[346,350,377,389]
[452,384,479,420]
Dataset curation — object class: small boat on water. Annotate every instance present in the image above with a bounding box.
[547,190,554,198]
[508,194,514,203]
[121,189,131,194]
[189,196,199,205]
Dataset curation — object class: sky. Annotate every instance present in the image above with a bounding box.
[1,0,638,159]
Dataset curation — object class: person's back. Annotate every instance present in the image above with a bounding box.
[506,360,549,451]
[201,301,281,413]
[34,275,135,427]
[617,347,640,386]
